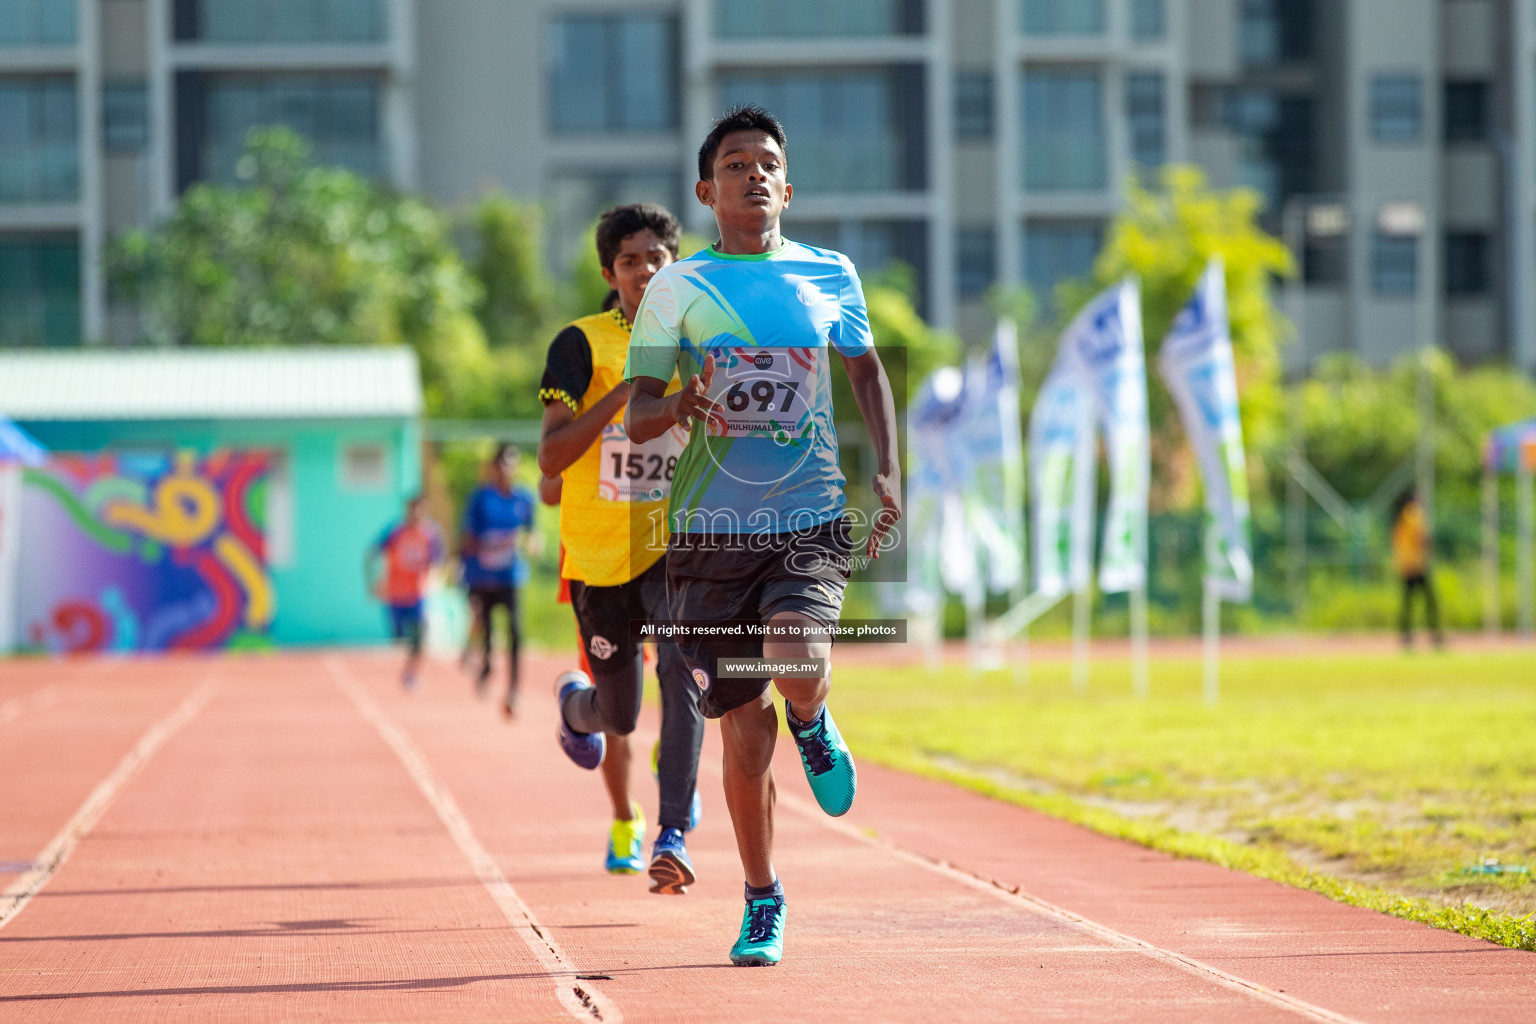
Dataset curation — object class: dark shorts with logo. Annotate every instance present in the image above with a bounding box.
[568,555,668,686]
[666,518,853,719]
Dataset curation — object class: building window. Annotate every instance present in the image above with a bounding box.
[0,235,80,347]
[955,72,993,140]
[1021,0,1105,35]
[548,14,679,134]
[174,0,386,43]
[176,73,382,189]
[1371,75,1422,144]
[103,83,149,153]
[1239,0,1311,66]
[1024,220,1101,317]
[957,228,996,299]
[1445,232,1490,296]
[0,0,76,46]
[0,77,78,204]
[1125,71,1165,172]
[1371,233,1418,296]
[719,68,926,192]
[1130,0,1165,40]
[1224,88,1313,211]
[1022,69,1105,191]
[341,442,388,491]
[714,0,923,37]
[1443,81,1489,144]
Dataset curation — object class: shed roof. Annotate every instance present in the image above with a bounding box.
[0,347,422,422]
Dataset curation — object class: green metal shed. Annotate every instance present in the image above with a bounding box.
[0,347,423,647]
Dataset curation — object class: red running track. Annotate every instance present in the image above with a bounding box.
[0,651,1530,1023]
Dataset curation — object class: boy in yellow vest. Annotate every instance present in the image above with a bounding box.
[537,204,703,892]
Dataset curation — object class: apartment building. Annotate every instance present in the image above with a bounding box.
[1,0,1532,372]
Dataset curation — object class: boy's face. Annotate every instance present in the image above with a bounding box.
[491,449,517,486]
[407,501,425,523]
[696,130,791,229]
[601,228,674,316]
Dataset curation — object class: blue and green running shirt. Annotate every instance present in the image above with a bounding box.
[624,241,873,535]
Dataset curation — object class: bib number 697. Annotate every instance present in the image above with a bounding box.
[725,380,800,413]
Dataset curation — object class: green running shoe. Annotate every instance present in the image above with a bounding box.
[788,705,857,817]
[604,803,645,874]
[729,892,786,966]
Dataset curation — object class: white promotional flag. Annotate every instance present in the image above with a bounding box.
[1157,258,1253,600]
[959,319,1026,593]
[1065,280,1149,594]
[1028,324,1097,599]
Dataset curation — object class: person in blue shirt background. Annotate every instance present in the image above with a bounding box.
[460,443,537,718]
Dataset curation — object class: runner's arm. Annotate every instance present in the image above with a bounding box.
[537,386,628,476]
[626,356,716,443]
[840,350,903,558]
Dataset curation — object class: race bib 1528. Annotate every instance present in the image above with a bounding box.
[598,421,688,502]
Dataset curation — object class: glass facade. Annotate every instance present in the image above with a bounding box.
[548,14,679,134]
[181,74,382,187]
[1239,0,1311,66]
[103,83,149,153]
[1371,233,1417,296]
[1443,81,1489,143]
[1130,0,1165,40]
[177,0,386,44]
[956,227,995,298]
[1224,88,1313,211]
[1371,76,1422,143]
[0,0,76,46]
[954,72,993,140]
[0,77,79,204]
[1125,71,1165,172]
[1022,69,1105,191]
[715,0,923,38]
[718,68,926,192]
[1024,220,1101,317]
[0,235,80,347]
[1020,0,1105,35]
[1445,232,1490,296]
[545,169,679,272]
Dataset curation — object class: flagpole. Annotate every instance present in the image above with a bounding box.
[1071,585,1090,693]
[1130,583,1149,698]
[1202,580,1220,706]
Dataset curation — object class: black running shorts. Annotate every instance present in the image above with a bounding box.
[568,555,668,687]
[666,518,853,719]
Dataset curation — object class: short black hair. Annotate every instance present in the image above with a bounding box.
[492,442,519,465]
[594,203,681,272]
[697,105,787,182]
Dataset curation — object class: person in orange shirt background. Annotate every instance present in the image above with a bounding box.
[367,494,445,690]
[1391,488,1443,649]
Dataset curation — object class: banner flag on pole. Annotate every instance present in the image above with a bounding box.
[1066,280,1149,594]
[1157,258,1253,601]
[1028,304,1101,600]
[960,319,1026,594]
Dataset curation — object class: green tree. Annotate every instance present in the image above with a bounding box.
[108,126,490,417]
[1061,165,1295,507]
[471,193,557,349]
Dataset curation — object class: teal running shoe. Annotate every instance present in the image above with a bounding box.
[788,705,857,817]
[729,891,786,966]
[604,803,645,874]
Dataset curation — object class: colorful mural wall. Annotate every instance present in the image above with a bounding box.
[18,451,274,654]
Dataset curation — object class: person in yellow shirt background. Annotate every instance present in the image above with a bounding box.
[1392,488,1443,649]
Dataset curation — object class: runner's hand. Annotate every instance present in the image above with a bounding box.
[672,353,717,427]
[867,471,902,559]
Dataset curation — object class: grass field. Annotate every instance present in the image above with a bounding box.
[831,645,1536,950]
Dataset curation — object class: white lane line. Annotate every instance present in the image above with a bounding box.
[0,678,218,932]
[775,788,1367,1024]
[326,656,622,1024]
